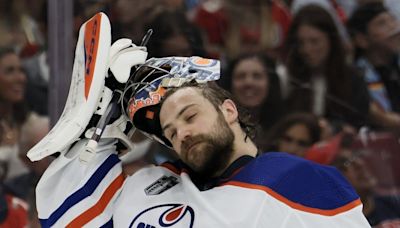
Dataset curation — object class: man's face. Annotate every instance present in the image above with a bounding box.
[159,87,234,177]
[366,11,400,54]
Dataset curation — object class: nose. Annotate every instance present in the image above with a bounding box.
[176,126,192,143]
[242,74,254,84]
[15,70,26,83]
[11,67,26,83]
[300,42,313,56]
[174,126,192,154]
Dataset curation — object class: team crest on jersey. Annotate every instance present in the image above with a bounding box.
[129,204,195,228]
[145,175,179,195]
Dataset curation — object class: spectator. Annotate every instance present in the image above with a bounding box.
[21,1,49,116]
[5,113,50,200]
[145,10,206,58]
[221,53,284,150]
[290,0,350,42]
[0,47,30,180]
[111,0,163,44]
[4,113,50,228]
[0,160,28,228]
[336,0,400,21]
[347,2,400,131]
[284,4,370,131]
[331,147,400,227]
[194,0,291,59]
[264,112,321,157]
[0,0,49,115]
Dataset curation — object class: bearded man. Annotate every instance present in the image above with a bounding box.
[33,56,370,227]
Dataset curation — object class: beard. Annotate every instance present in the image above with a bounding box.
[180,113,235,178]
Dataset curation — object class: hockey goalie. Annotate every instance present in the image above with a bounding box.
[28,13,371,227]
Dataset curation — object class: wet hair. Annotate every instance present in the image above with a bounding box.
[160,80,257,142]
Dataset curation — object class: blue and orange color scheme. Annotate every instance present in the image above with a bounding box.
[224,152,361,216]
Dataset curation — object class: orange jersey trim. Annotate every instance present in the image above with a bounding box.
[66,173,125,227]
[222,180,362,216]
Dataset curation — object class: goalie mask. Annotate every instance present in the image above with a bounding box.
[123,56,220,147]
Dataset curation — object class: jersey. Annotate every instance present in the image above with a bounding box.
[0,194,29,228]
[35,139,371,227]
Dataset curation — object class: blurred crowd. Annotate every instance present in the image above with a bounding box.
[0,0,399,227]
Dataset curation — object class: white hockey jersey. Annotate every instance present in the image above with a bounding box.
[36,139,371,227]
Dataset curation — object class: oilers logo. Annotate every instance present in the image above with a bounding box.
[129,204,195,228]
[188,56,218,68]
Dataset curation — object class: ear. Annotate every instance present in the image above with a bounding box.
[354,33,369,49]
[220,99,239,125]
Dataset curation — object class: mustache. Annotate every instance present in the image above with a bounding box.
[181,135,208,154]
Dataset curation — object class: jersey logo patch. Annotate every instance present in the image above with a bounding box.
[129,204,195,228]
[145,175,179,195]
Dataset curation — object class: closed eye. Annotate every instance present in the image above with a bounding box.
[186,113,197,122]
[169,130,176,141]
[163,127,176,141]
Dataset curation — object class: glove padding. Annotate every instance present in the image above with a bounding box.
[28,12,147,162]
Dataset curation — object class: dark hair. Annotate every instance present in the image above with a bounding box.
[0,47,16,61]
[347,2,387,36]
[347,2,387,58]
[264,112,321,152]
[284,5,352,119]
[161,80,257,142]
[0,47,29,125]
[145,10,206,58]
[221,52,283,130]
